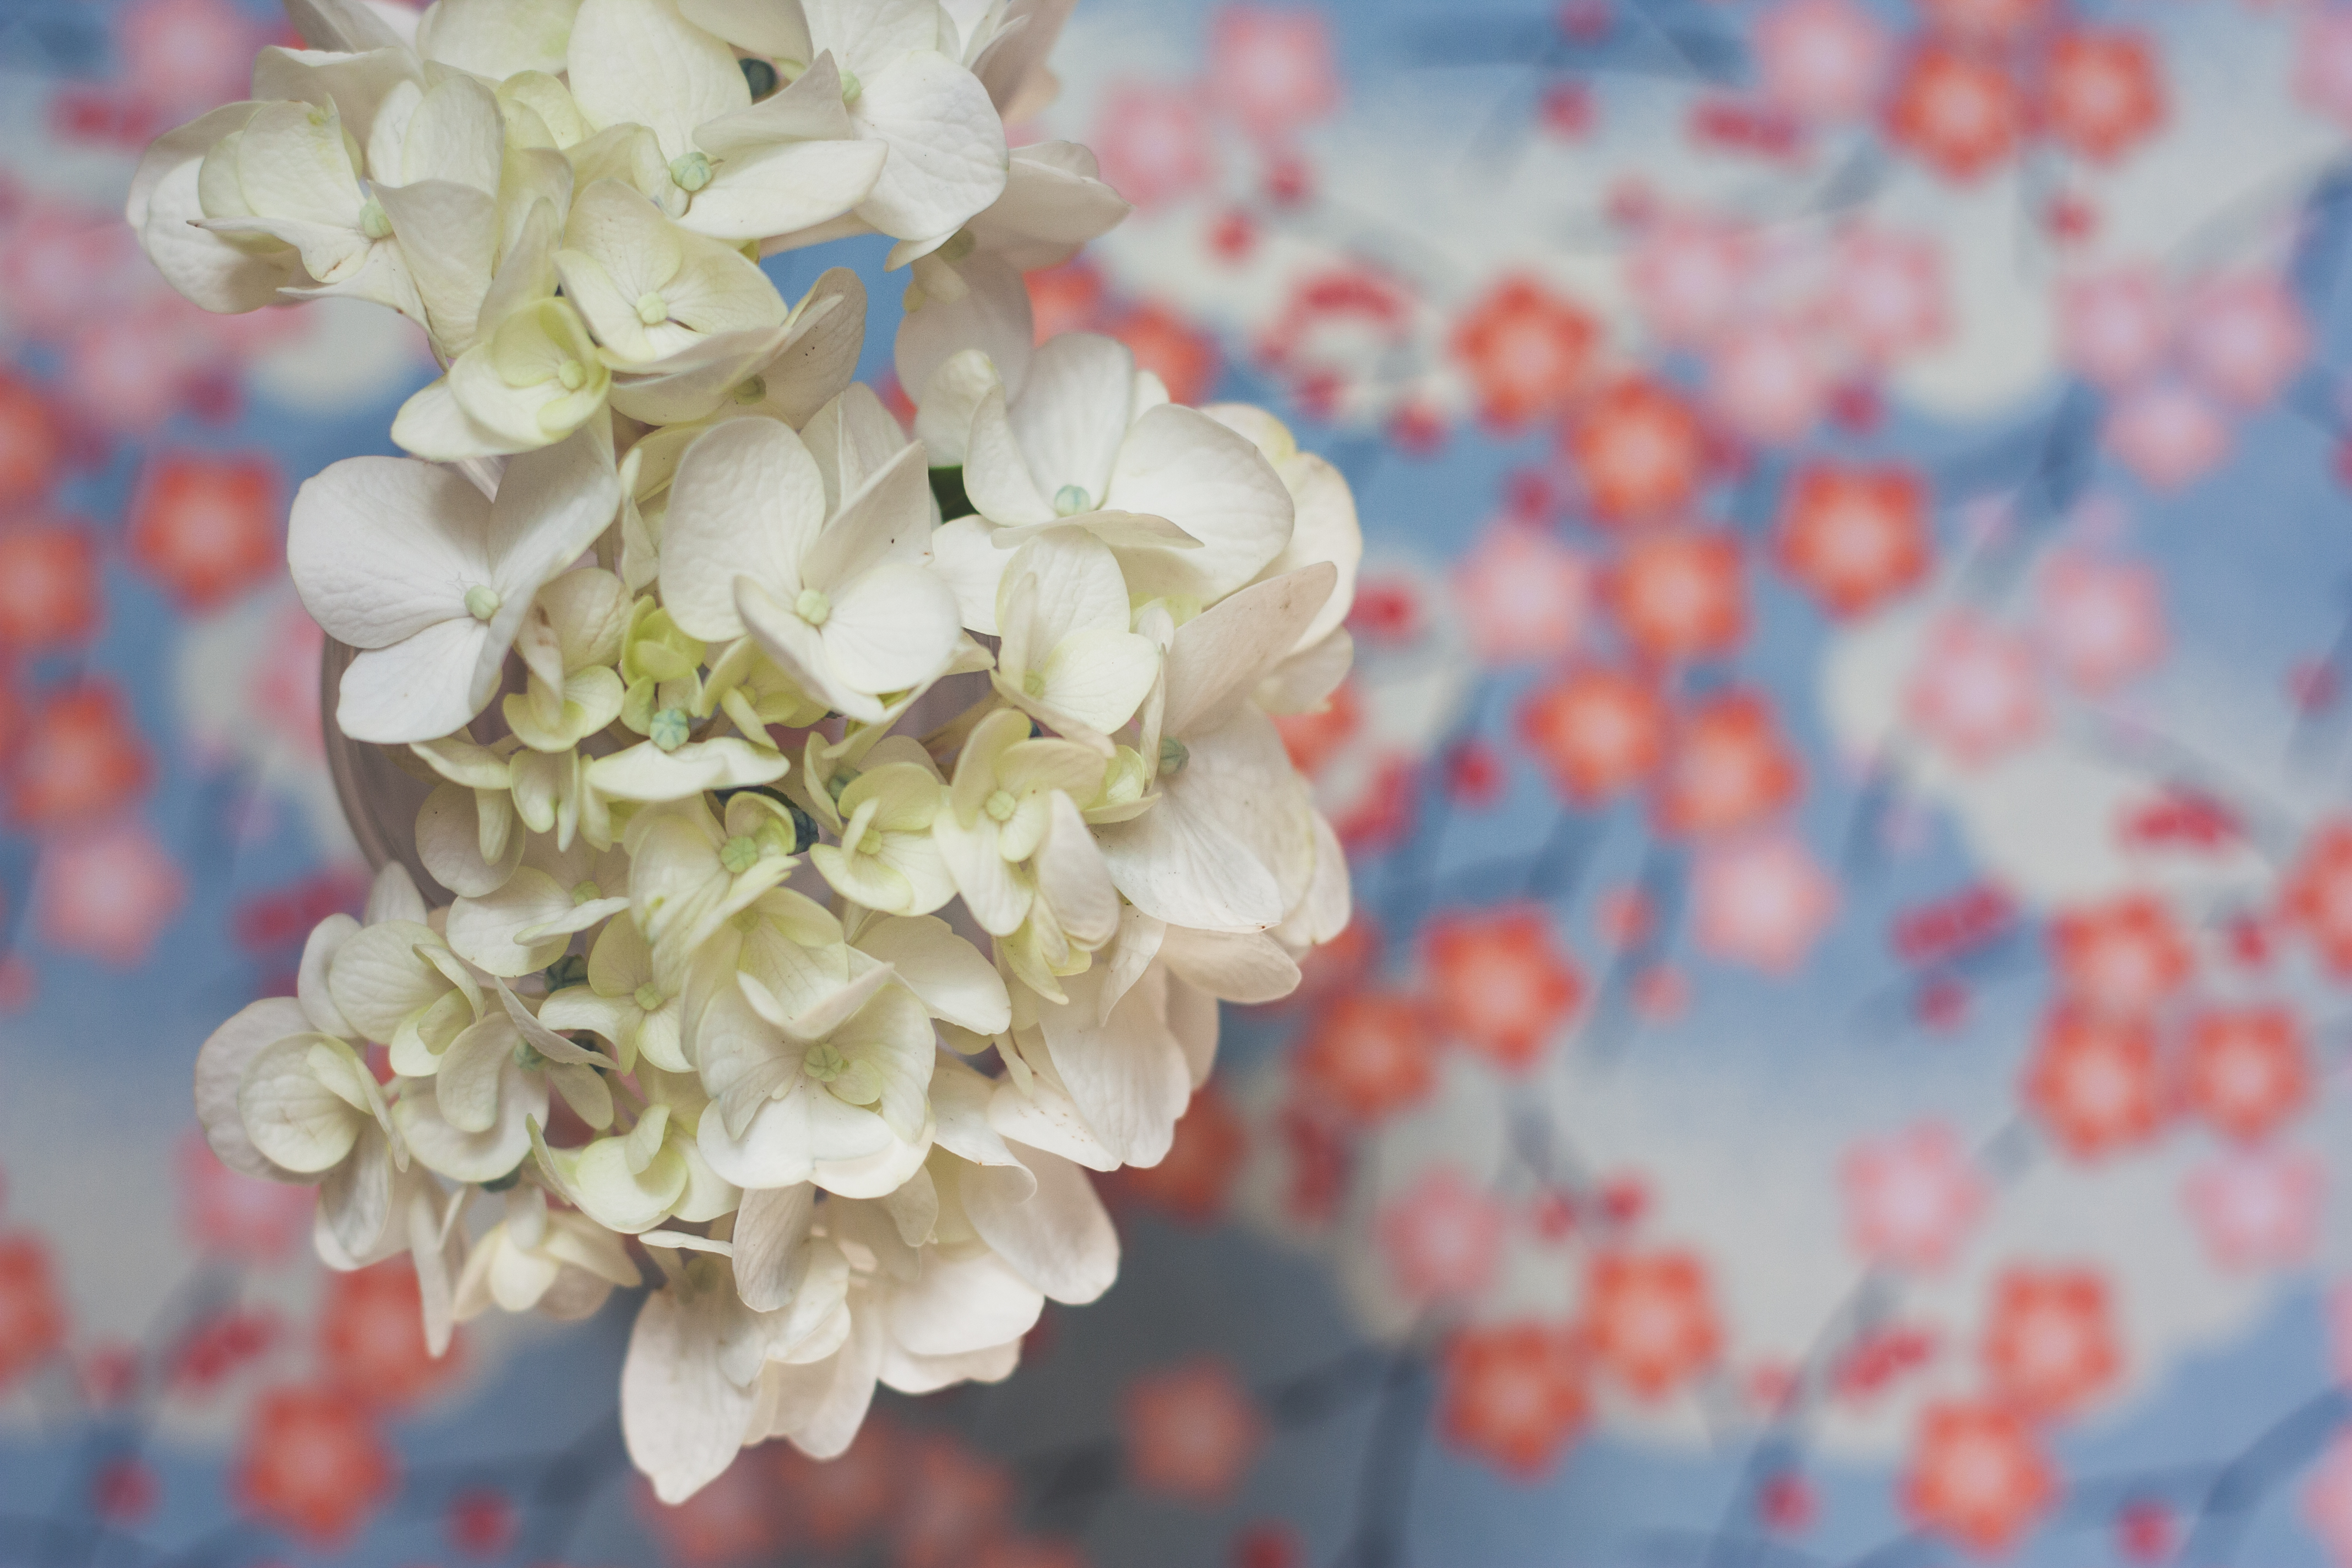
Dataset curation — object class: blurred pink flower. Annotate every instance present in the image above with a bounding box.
[1831,231,1947,363]
[1709,322,1828,445]
[1453,522,1591,666]
[1754,0,1891,122]
[2182,1149,2323,1271]
[2033,550,2164,694]
[2179,274,2306,410]
[2303,1433,2352,1564]
[35,822,186,967]
[117,0,260,122]
[2056,269,2169,390]
[2103,381,2230,490]
[1904,611,2043,766]
[1123,1358,1266,1505]
[177,1131,312,1264]
[1841,1122,1987,1271]
[1093,83,1217,210]
[1627,219,1750,347]
[1379,1166,1507,1300]
[1209,7,1340,144]
[1692,832,1839,973]
[2295,8,2352,129]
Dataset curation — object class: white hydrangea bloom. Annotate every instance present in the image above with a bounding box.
[291,423,620,743]
[146,0,1369,1502]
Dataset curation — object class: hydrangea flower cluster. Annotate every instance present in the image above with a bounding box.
[139,0,1358,1503]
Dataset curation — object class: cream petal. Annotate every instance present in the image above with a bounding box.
[447,866,576,977]
[1106,405,1297,602]
[660,417,827,640]
[568,0,749,157]
[1096,705,1303,933]
[622,1287,761,1505]
[337,618,499,744]
[848,52,1006,241]
[1007,333,1132,503]
[418,0,582,77]
[396,1060,546,1183]
[884,1246,1040,1357]
[854,914,1010,1033]
[1156,924,1300,1003]
[817,560,960,695]
[296,915,361,1039]
[239,1035,363,1174]
[288,456,492,647]
[195,999,317,1181]
[964,1141,1117,1304]
[932,811,1030,935]
[1161,563,1337,738]
[1037,968,1189,1168]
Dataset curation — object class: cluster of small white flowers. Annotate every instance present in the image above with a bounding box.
[140,0,1360,1504]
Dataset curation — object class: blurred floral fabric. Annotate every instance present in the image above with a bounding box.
[7,0,2352,1562]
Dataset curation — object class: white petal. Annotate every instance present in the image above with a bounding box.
[660,417,827,640]
[987,1063,1119,1172]
[1033,791,1117,948]
[568,0,749,157]
[965,1140,1118,1304]
[1165,971,1218,1087]
[687,139,888,244]
[418,781,525,897]
[885,1246,1041,1357]
[819,560,960,695]
[623,1287,760,1505]
[399,72,504,193]
[1097,704,1308,933]
[1157,925,1299,1003]
[447,866,576,977]
[928,514,1008,633]
[805,0,938,76]
[589,737,791,800]
[1162,564,1337,737]
[855,914,1010,1032]
[932,812,1030,935]
[763,1299,882,1458]
[1106,405,1297,602]
[849,52,1007,241]
[336,619,497,745]
[287,456,489,646]
[195,999,315,1181]
[1037,967,1189,1167]
[678,0,809,56]
[1033,627,1158,735]
[900,261,1031,451]
[297,914,361,1038]
[1008,333,1133,502]
[879,1336,1019,1394]
[732,1183,816,1311]
[318,1120,397,1260]
[962,384,1052,524]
